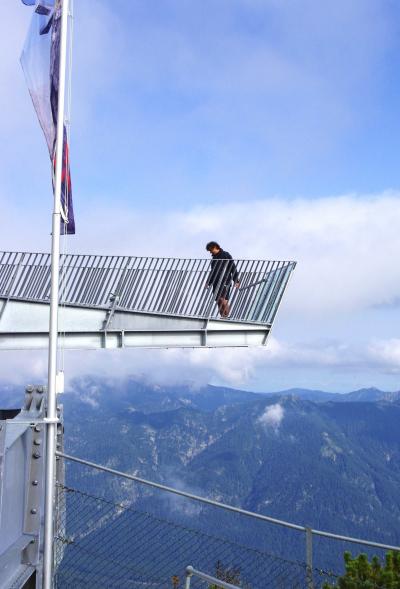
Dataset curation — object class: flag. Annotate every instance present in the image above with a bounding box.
[20,1,75,234]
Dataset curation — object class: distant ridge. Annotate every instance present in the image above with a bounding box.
[268,386,400,403]
[1,380,400,410]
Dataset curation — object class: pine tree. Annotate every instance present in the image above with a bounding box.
[323,551,400,588]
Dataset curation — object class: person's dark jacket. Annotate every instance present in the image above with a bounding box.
[206,249,239,290]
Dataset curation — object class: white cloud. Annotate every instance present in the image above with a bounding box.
[2,191,400,393]
[0,346,253,390]
[3,191,400,316]
[100,192,398,317]
[258,403,285,430]
[367,339,400,374]
[174,193,400,315]
[1,333,400,395]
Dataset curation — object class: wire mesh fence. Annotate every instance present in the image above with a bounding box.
[54,484,337,589]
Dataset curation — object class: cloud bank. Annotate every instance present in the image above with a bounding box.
[1,334,400,394]
[2,191,400,317]
[1,192,400,393]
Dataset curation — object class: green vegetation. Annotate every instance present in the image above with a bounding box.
[323,551,400,588]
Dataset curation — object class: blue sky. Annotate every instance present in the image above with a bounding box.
[1,0,400,393]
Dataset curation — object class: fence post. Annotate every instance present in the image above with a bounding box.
[306,527,314,589]
[185,566,193,589]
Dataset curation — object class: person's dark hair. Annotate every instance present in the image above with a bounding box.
[206,241,221,251]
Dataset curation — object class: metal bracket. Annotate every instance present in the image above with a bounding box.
[7,418,59,426]
[43,417,60,424]
[23,423,44,566]
[202,318,209,346]
[102,292,120,331]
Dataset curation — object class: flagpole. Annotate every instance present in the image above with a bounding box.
[43,0,70,586]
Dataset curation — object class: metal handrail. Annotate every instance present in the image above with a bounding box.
[0,251,296,325]
[185,565,240,589]
[56,451,400,553]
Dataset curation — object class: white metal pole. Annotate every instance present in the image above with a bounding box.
[43,0,70,587]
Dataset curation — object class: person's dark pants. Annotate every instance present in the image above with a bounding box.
[213,284,231,317]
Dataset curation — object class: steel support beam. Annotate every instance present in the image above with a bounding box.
[0,299,270,350]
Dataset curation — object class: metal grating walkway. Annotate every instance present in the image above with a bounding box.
[0,252,296,350]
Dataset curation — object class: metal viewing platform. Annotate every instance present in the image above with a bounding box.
[0,252,295,350]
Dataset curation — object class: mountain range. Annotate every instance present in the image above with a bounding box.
[2,379,400,573]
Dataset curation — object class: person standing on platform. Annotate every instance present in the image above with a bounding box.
[205,241,240,318]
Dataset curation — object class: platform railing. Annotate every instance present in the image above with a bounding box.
[0,252,296,325]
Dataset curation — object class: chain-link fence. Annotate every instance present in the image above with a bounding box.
[54,484,336,588]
